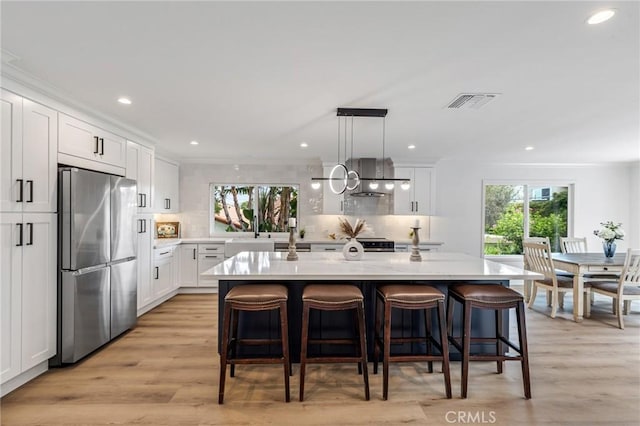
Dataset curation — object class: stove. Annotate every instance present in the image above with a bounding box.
[356,238,395,252]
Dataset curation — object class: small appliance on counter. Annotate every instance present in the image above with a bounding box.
[51,167,138,365]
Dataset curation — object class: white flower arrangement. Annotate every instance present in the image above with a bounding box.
[593,221,624,243]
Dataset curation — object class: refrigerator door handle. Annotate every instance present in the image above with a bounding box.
[16,223,23,246]
[26,223,33,245]
[16,179,23,202]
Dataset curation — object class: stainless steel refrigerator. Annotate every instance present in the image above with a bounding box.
[53,167,138,365]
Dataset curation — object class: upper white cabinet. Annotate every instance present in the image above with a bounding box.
[153,157,179,213]
[58,113,126,175]
[1,89,57,213]
[394,167,434,215]
[1,212,56,385]
[322,165,345,214]
[126,141,154,213]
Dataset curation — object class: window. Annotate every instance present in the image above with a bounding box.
[210,184,298,234]
[483,183,570,255]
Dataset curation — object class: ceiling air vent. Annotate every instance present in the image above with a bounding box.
[446,93,500,109]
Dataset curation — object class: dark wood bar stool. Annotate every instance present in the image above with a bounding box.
[373,285,452,400]
[299,284,370,401]
[447,283,531,399]
[218,284,290,404]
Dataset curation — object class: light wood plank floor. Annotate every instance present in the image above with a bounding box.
[2,290,639,425]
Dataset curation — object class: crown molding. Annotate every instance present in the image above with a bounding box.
[1,59,158,148]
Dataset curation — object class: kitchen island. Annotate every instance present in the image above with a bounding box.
[204,251,541,360]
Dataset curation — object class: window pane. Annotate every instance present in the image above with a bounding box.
[528,186,568,252]
[211,185,255,233]
[484,185,524,255]
[256,185,298,232]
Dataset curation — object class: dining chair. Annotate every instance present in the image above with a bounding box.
[522,237,571,306]
[589,248,640,329]
[523,240,591,318]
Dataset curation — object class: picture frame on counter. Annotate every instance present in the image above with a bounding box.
[156,222,180,238]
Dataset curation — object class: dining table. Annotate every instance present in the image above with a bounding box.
[550,252,626,322]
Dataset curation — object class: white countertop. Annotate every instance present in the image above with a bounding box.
[203,251,542,281]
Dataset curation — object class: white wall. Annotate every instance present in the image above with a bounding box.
[432,159,637,256]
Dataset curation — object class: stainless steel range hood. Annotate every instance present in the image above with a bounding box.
[346,158,394,197]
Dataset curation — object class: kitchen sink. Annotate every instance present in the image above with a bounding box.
[224,239,275,257]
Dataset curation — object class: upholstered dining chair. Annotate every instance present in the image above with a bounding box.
[589,248,640,329]
[523,239,591,318]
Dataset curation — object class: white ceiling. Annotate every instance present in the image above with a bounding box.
[2,1,639,164]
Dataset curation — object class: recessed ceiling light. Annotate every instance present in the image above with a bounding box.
[117,97,132,105]
[408,144,416,150]
[587,9,616,25]
[190,140,199,145]
[311,181,321,190]
[300,142,308,148]
[525,146,534,151]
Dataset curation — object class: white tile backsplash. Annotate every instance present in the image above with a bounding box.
[169,161,432,240]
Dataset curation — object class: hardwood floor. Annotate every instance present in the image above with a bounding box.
[2,290,639,425]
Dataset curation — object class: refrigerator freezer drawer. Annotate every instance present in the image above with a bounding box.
[110,259,137,338]
[61,268,110,363]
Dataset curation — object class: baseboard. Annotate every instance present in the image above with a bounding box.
[0,362,48,397]
[178,287,218,294]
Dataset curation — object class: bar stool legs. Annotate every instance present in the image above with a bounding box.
[447,283,531,399]
[373,285,452,400]
[218,284,290,404]
[299,284,369,402]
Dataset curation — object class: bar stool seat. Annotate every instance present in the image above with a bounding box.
[299,284,369,401]
[218,284,290,404]
[373,285,452,400]
[447,283,531,399]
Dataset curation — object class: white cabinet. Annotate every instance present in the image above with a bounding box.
[198,244,225,289]
[126,141,154,213]
[153,247,175,299]
[58,113,126,174]
[179,244,199,287]
[394,167,434,215]
[322,165,345,214]
[1,90,57,213]
[153,157,179,213]
[136,215,153,311]
[1,212,56,384]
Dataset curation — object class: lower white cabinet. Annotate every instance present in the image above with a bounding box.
[153,247,176,299]
[178,243,224,290]
[1,212,56,387]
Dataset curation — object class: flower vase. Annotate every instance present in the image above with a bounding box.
[603,241,616,258]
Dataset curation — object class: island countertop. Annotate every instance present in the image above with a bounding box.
[203,251,542,281]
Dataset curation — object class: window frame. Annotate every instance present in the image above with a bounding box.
[481,179,575,257]
[209,182,299,237]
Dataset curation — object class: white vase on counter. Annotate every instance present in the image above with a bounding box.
[342,239,364,261]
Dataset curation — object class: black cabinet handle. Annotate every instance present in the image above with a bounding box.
[165,198,170,209]
[100,138,105,155]
[168,198,171,209]
[415,201,419,212]
[204,255,220,258]
[26,180,33,203]
[154,266,159,279]
[16,223,23,246]
[26,223,33,245]
[138,219,143,233]
[160,251,169,255]
[138,193,143,208]
[142,193,147,207]
[193,248,196,259]
[143,219,147,233]
[16,179,23,202]
[94,136,100,154]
